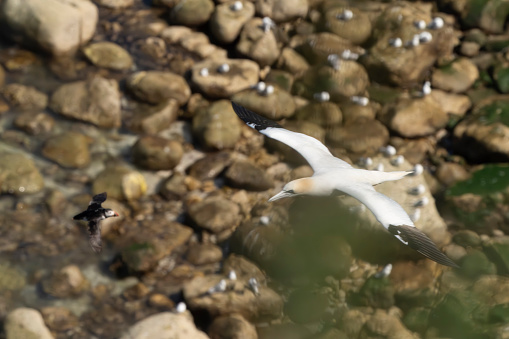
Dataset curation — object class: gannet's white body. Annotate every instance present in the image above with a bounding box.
[232,102,458,268]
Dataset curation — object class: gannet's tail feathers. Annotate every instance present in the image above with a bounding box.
[389,225,459,268]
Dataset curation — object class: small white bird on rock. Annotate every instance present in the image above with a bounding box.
[231,102,458,268]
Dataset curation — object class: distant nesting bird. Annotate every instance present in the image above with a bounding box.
[73,192,118,253]
[231,102,458,268]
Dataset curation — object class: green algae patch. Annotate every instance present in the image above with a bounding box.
[494,67,509,93]
[476,100,509,126]
[447,164,509,196]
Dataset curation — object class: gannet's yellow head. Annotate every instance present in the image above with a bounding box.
[268,178,314,202]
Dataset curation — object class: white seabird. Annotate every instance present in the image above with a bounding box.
[231,102,458,268]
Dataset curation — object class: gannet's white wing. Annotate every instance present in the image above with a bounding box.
[231,102,352,171]
[339,183,459,268]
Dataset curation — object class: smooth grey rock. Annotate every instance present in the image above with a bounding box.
[188,196,241,233]
[3,84,48,110]
[82,42,133,70]
[0,0,97,55]
[192,100,242,150]
[191,59,259,98]
[127,71,191,105]
[42,132,91,169]
[210,1,255,44]
[50,76,121,128]
[132,136,183,171]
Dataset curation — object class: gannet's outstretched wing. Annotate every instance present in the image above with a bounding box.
[339,183,459,268]
[232,102,352,171]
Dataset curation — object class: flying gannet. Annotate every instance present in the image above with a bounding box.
[231,101,458,268]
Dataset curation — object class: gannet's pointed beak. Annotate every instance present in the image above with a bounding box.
[268,190,293,202]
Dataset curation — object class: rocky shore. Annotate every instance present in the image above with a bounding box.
[1,0,509,338]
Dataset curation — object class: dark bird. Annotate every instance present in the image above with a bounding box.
[231,101,458,268]
[73,192,119,253]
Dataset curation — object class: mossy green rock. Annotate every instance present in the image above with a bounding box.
[447,164,509,196]
[356,276,395,309]
[402,307,430,334]
[460,250,496,279]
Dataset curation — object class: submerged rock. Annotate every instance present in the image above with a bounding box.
[0,152,44,195]
[41,265,89,298]
[3,83,48,110]
[50,76,121,128]
[92,165,147,201]
[132,135,183,171]
[42,132,91,169]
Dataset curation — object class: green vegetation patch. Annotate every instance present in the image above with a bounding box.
[447,164,509,196]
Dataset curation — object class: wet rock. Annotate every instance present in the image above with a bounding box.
[14,111,54,135]
[276,47,309,76]
[159,172,187,200]
[322,6,371,45]
[192,100,242,150]
[294,102,342,127]
[42,131,91,169]
[119,312,209,339]
[183,274,283,320]
[189,152,231,181]
[120,218,193,271]
[293,62,369,102]
[40,307,79,332]
[132,136,183,171]
[170,0,214,26]
[0,0,97,55]
[453,96,509,162]
[460,250,496,279]
[285,287,329,323]
[50,76,121,128]
[326,119,389,154]
[94,0,134,8]
[41,265,89,298]
[188,196,241,233]
[127,71,191,105]
[237,18,280,67]
[452,230,482,248]
[5,308,54,339]
[379,96,448,138]
[0,152,44,195]
[93,165,147,201]
[0,263,26,292]
[186,242,223,265]
[191,58,259,98]
[355,275,395,309]
[364,2,457,86]
[256,0,307,22]
[210,1,255,44]
[232,87,295,120]
[127,99,179,135]
[209,313,257,339]
[122,282,150,301]
[359,309,419,339]
[3,83,48,110]
[225,159,274,191]
[432,58,479,93]
[436,162,470,187]
[82,41,133,70]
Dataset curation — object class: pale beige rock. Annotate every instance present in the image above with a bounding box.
[0,0,98,55]
[120,312,209,339]
[5,308,54,339]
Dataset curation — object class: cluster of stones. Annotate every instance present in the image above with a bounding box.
[3,0,509,338]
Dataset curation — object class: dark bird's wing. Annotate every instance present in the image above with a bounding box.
[87,220,102,253]
[389,225,459,268]
[88,192,107,211]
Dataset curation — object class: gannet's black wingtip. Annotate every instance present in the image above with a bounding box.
[389,225,459,268]
[231,101,282,131]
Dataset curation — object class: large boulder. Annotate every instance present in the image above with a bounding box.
[0,0,97,55]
